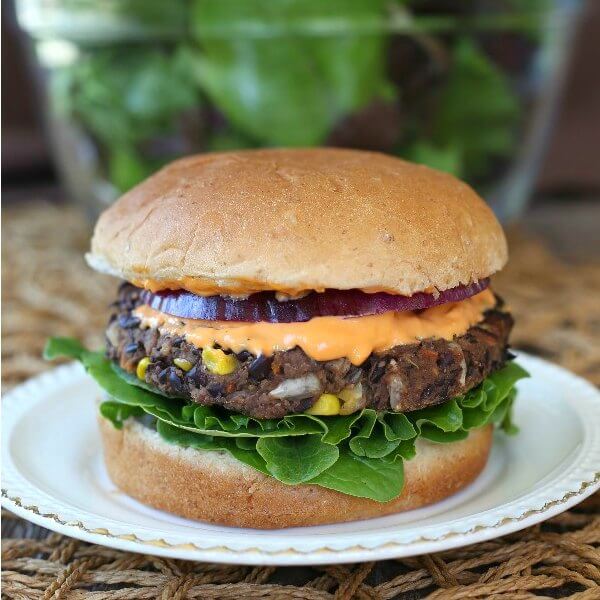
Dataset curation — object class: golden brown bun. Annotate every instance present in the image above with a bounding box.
[100,418,493,529]
[88,148,507,296]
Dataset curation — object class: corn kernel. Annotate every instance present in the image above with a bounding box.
[338,383,364,415]
[306,393,341,416]
[174,358,193,371]
[202,347,238,375]
[136,357,151,380]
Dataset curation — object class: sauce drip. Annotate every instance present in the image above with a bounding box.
[134,289,495,366]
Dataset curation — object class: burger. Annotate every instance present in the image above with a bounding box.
[45,148,527,529]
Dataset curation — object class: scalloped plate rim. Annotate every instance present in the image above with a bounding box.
[2,352,600,565]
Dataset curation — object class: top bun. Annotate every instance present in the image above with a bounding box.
[88,148,507,297]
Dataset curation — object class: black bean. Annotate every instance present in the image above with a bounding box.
[298,397,316,412]
[206,382,223,397]
[236,350,252,362]
[124,342,140,354]
[118,314,141,329]
[168,369,183,393]
[158,368,170,383]
[248,355,273,380]
[171,336,185,348]
[186,365,207,386]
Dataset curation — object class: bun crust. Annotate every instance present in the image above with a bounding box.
[89,149,507,296]
[100,418,493,528]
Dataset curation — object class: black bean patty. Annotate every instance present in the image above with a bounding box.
[106,284,513,419]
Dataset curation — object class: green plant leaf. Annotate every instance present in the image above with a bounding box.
[99,401,145,429]
[43,337,86,361]
[430,37,520,178]
[189,0,394,146]
[256,435,339,484]
[53,45,201,191]
[410,399,463,433]
[405,142,463,177]
[46,337,527,501]
[310,444,405,502]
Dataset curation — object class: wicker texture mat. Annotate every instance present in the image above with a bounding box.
[2,201,599,599]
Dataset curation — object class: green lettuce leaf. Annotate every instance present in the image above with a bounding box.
[311,443,406,502]
[99,401,145,430]
[189,0,394,147]
[429,37,520,179]
[53,46,200,191]
[256,436,339,484]
[45,337,527,502]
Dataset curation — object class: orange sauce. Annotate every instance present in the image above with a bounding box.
[133,289,495,366]
[131,276,320,298]
[131,276,440,298]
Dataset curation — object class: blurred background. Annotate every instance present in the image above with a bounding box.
[2,2,600,582]
[3,0,600,224]
[2,0,599,386]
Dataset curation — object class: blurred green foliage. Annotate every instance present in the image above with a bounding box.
[53,47,199,190]
[407,38,519,179]
[50,0,544,192]
[190,0,394,146]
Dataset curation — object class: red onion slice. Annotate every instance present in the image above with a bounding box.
[140,279,489,323]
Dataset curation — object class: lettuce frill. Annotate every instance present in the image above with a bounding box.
[45,337,527,502]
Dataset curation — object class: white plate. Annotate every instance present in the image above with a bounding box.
[2,353,599,565]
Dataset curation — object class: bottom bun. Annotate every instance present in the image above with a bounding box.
[100,418,493,529]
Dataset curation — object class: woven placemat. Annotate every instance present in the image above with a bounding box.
[2,201,599,599]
